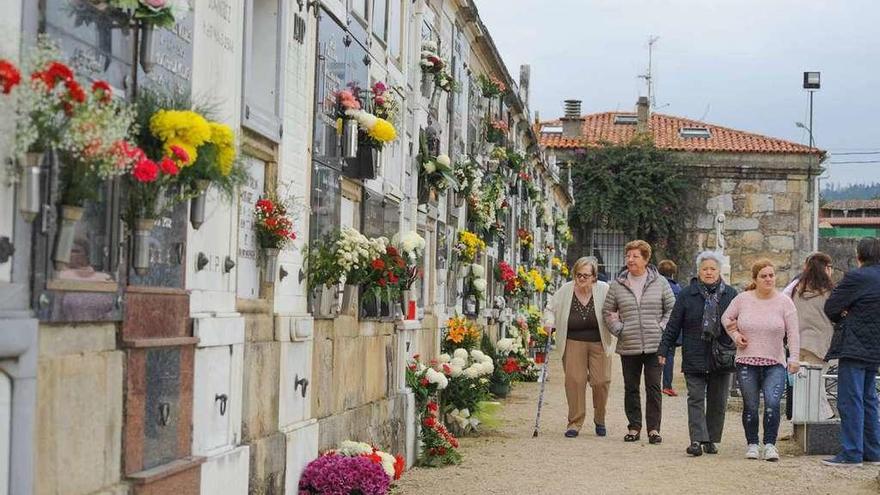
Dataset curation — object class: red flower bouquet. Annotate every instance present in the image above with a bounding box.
[254,196,297,249]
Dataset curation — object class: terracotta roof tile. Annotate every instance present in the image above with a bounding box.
[538,112,825,156]
[822,199,880,210]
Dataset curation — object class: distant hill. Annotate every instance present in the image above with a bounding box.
[821,182,880,201]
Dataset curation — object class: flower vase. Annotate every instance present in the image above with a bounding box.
[489,380,510,398]
[387,287,401,319]
[464,294,477,315]
[52,205,84,271]
[139,22,156,73]
[453,191,465,208]
[18,152,43,222]
[361,289,381,318]
[420,72,435,98]
[310,285,339,318]
[341,118,359,159]
[132,218,155,275]
[262,248,279,284]
[189,180,211,229]
[534,351,546,364]
[353,145,378,180]
[340,284,359,316]
[401,289,417,320]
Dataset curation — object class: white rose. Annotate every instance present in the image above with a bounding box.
[473,278,487,292]
[470,350,485,361]
[438,353,451,363]
[423,161,437,174]
[436,154,451,167]
[449,357,466,368]
[453,348,468,360]
[449,364,463,377]
[471,264,485,278]
[463,366,480,379]
[376,451,396,478]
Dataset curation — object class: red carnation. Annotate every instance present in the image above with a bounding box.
[423,416,436,428]
[427,401,438,412]
[169,144,189,164]
[91,80,112,103]
[159,157,179,176]
[256,198,273,212]
[132,158,159,183]
[395,257,406,268]
[503,357,520,374]
[393,455,405,480]
[0,59,21,94]
[388,274,399,284]
[377,278,387,287]
[419,377,429,387]
[65,79,86,103]
[371,258,385,270]
[386,246,398,257]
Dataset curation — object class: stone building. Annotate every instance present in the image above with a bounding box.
[539,97,825,286]
[0,1,568,494]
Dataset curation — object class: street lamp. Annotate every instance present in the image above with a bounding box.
[800,71,821,251]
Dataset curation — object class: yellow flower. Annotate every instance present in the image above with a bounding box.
[150,110,211,148]
[551,257,562,269]
[368,118,396,143]
[336,118,343,135]
[209,122,236,176]
[529,268,546,293]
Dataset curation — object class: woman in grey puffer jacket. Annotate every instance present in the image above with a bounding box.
[603,240,676,444]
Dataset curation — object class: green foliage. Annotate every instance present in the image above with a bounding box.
[569,138,696,262]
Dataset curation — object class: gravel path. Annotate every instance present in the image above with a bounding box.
[395,350,879,494]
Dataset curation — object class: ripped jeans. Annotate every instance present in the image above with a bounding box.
[737,363,786,445]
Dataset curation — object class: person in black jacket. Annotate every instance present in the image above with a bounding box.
[659,251,738,457]
[822,237,880,467]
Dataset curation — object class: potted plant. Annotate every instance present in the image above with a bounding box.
[417,146,458,205]
[298,440,405,494]
[334,227,387,316]
[337,83,397,178]
[306,233,345,318]
[477,74,506,100]
[485,119,508,143]
[393,231,426,320]
[253,195,297,284]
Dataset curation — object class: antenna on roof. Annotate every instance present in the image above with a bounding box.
[638,35,659,109]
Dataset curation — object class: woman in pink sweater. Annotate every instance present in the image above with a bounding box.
[722,259,800,462]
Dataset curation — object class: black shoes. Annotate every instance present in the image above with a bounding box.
[702,442,718,454]
[564,429,579,438]
[624,432,640,442]
[686,442,703,456]
[595,424,607,437]
[648,432,662,444]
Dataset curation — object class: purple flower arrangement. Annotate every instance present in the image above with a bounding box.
[298,454,391,495]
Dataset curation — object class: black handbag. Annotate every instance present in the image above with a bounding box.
[710,338,737,373]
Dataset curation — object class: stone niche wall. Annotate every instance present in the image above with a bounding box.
[683,153,815,288]
[312,317,438,455]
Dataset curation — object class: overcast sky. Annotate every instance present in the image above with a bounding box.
[476,0,880,186]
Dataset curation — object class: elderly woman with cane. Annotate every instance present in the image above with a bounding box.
[603,240,676,444]
[658,251,738,456]
[543,256,616,438]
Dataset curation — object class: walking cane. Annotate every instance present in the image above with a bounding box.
[532,340,552,437]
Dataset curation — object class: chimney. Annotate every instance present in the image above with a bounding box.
[519,64,531,108]
[636,96,650,133]
[561,99,584,138]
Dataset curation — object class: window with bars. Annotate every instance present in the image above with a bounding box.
[590,229,627,279]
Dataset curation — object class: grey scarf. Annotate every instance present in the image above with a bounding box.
[699,279,726,341]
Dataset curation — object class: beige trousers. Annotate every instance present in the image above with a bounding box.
[562,339,613,430]
[801,349,836,420]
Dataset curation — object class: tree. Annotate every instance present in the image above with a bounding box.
[568,137,696,264]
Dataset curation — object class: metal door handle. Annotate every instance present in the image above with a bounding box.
[294,374,309,398]
[215,393,228,416]
[158,402,171,426]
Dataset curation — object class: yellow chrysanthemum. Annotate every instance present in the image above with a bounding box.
[367,118,397,143]
[529,269,546,293]
[164,140,198,166]
[209,122,237,176]
[150,110,211,149]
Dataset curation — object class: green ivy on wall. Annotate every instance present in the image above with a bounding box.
[569,137,698,264]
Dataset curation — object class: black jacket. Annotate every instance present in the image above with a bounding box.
[658,279,738,374]
[824,265,880,364]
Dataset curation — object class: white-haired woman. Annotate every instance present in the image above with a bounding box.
[544,256,617,438]
[658,251,738,456]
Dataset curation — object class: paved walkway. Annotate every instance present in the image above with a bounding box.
[395,350,879,494]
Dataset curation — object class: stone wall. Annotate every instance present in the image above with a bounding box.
[684,153,815,287]
[819,237,862,275]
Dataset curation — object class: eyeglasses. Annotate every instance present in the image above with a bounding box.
[575,273,595,280]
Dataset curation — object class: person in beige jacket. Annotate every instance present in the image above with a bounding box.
[543,256,617,438]
[792,252,836,420]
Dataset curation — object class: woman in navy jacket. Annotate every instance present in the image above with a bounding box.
[659,251,738,456]
[822,237,880,467]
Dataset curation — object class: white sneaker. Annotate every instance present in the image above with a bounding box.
[745,444,760,459]
[763,444,779,462]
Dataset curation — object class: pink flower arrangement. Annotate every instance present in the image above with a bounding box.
[298,454,390,495]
